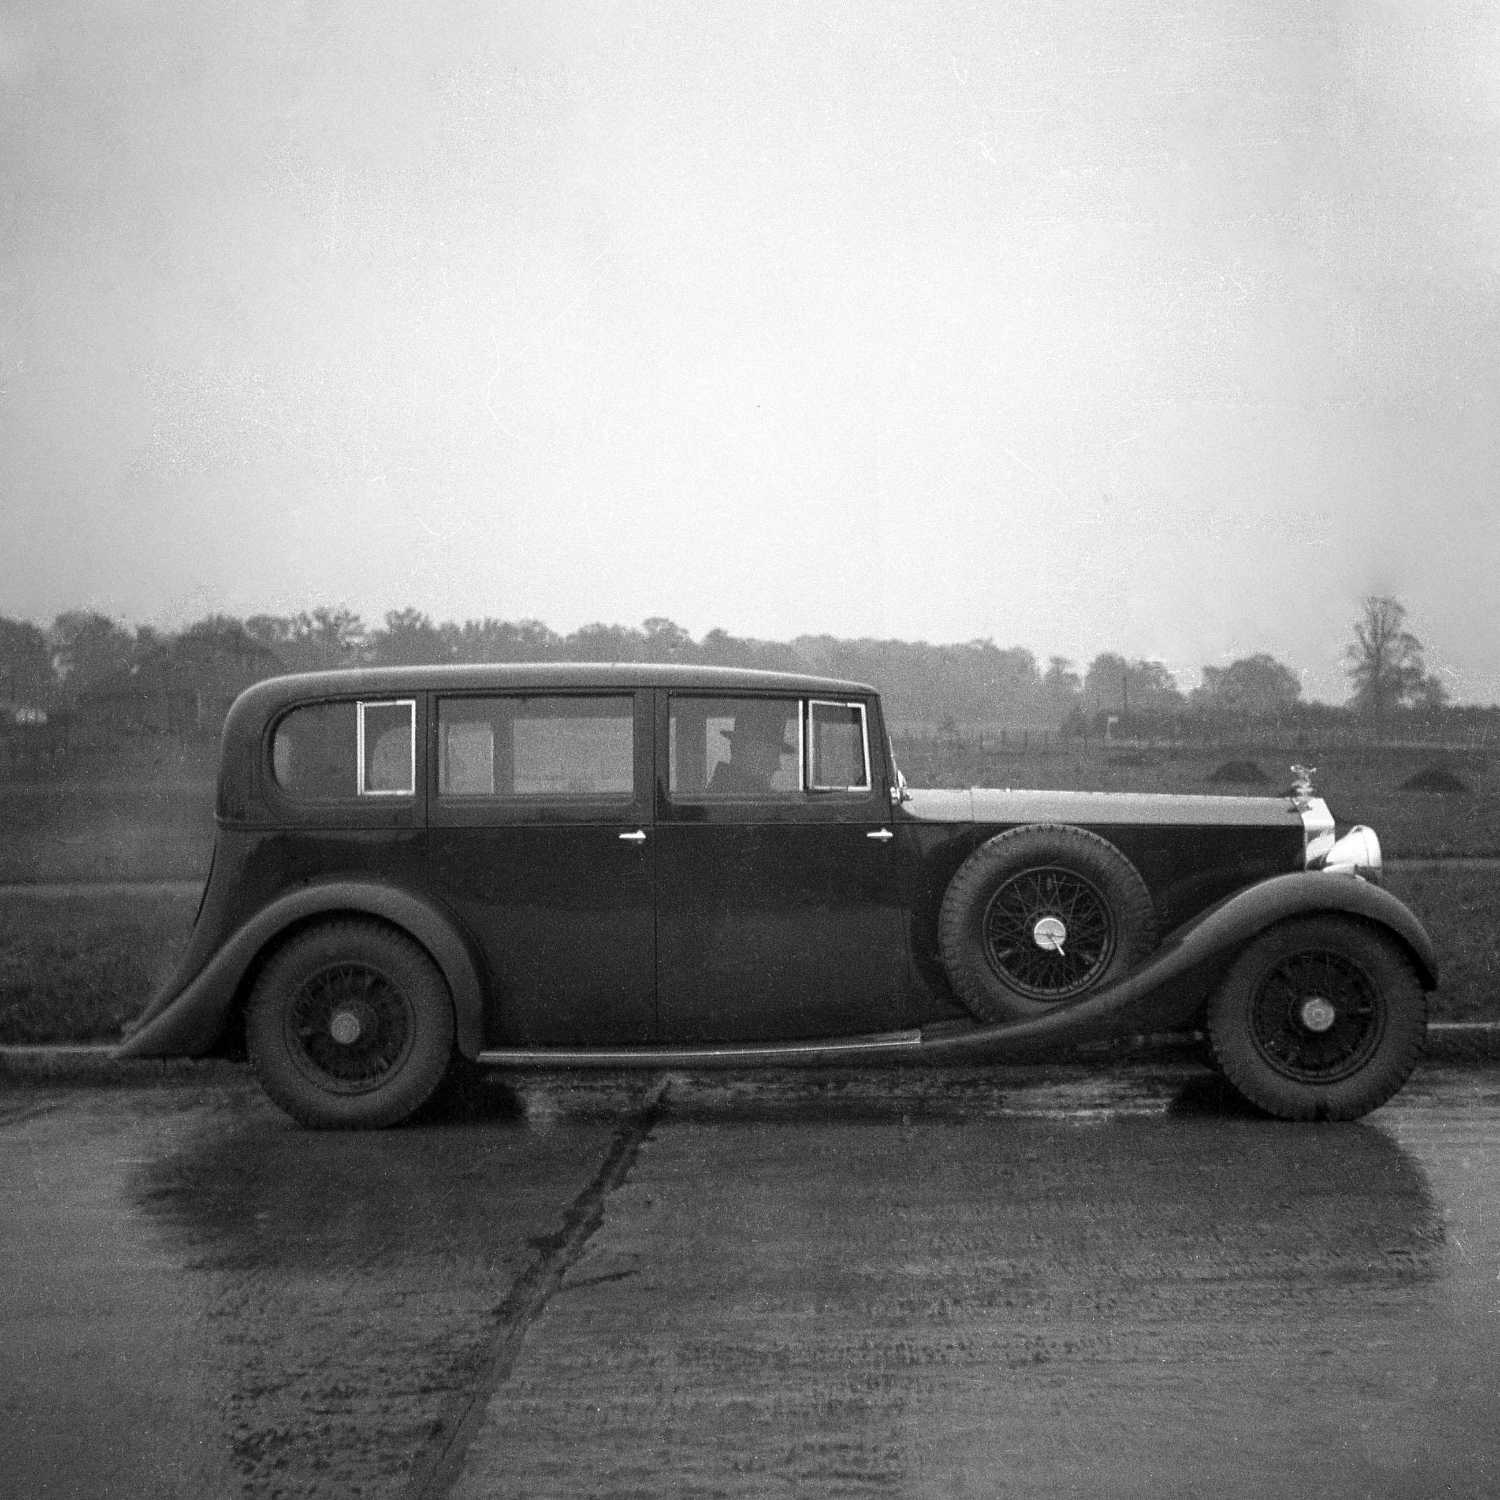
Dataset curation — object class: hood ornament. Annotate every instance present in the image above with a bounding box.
[1289,765,1317,809]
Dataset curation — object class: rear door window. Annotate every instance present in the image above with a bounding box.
[437,695,635,802]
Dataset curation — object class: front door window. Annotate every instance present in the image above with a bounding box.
[669,696,802,798]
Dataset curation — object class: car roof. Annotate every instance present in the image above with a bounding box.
[230,661,877,719]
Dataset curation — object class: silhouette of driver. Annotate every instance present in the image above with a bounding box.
[708,704,795,794]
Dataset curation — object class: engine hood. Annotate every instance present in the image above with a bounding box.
[899,785,1307,831]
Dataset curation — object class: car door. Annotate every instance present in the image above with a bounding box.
[426,690,655,1046]
[653,691,910,1043]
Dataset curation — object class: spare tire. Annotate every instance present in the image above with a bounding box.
[938,824,1158,1023]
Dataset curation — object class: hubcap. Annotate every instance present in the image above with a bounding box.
[1250,949,1383,1083]
[286,962,415,1093]
[1299,996,1337,1034]
[1032,916,1067,953]
[329,1008,364,1045]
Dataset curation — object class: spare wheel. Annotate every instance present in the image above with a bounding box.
[938,824,1158,1023]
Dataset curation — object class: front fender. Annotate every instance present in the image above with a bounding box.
[920,872,1437,1062]
[115,882,487,1062]
[1170,872,1437,988]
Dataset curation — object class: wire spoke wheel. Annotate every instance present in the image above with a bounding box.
[939,824,1158,1023]
[1208,916,1426,1121]
[285,961,416,1093]
[982,865,1116,1000]
[247,921,455,1128]
[1248,949,1382,1083]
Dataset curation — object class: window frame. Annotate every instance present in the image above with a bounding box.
[661,692,880,810]
[806,698,873,794]
[664,693,807,803]
[429,689,650,826]
[262,694,423,825]
[357,699,418,798]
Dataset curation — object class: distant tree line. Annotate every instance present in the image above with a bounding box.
[0,594,1471,735]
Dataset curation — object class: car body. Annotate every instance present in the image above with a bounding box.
[119,664,1437,1126]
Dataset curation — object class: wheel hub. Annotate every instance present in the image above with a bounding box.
[328,1008,365,1045]
[1299,996,1337,1033]
[1032,916,1067,953]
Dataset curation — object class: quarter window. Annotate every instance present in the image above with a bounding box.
[272,701,358,798]
[270,699,416,799]
[808,700,871,792]
[438,696,634,799]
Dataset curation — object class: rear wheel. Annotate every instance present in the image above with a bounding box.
[1207,916,1426,1121]
[246,921,455,1129]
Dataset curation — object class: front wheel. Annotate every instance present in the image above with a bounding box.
[246,921,455,1129]
[1206,916,1426,1121]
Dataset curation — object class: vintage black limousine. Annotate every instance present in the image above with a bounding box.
[119,664,1436,1127]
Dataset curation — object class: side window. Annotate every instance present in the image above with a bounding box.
[271,699,416,799]
[438,696,634,800]
[359,701,416,796]
[808,700,871,792]
[272,702,358,798]
[669,696,801,798]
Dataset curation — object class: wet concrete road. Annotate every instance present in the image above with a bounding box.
[3,1065,1499,1498]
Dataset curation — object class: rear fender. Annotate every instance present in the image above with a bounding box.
[920,872,1437,1062]
[115,882,487,1061]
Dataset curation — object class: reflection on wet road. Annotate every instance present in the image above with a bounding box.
[3,1066,1499,1497]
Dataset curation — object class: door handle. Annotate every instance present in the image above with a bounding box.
[866,828,894,842]
[619,829,647,843]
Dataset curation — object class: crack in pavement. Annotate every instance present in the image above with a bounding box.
[401,1075,671,1500]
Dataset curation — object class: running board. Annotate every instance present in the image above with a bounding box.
[475,1029,925,1069]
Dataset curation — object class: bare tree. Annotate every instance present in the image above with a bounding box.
[1345,596,1445,719]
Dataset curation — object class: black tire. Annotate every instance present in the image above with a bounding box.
[938,824,1158,1022]
[246,920,456,1129]
[1206,916,1427,1121]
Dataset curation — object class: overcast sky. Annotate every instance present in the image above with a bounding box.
[2,0,1497,702]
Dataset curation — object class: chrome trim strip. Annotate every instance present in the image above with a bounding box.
[356,698,417,797]
[797,700,806,791]
[477,1029,924,1069]
[807,698,872,792]
[1299,795,1336,868]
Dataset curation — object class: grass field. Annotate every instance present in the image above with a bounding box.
[0,732,1494,1043]
[0,735,217,883]
[0,887,201,1043]
[1382,864,1500,1023]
